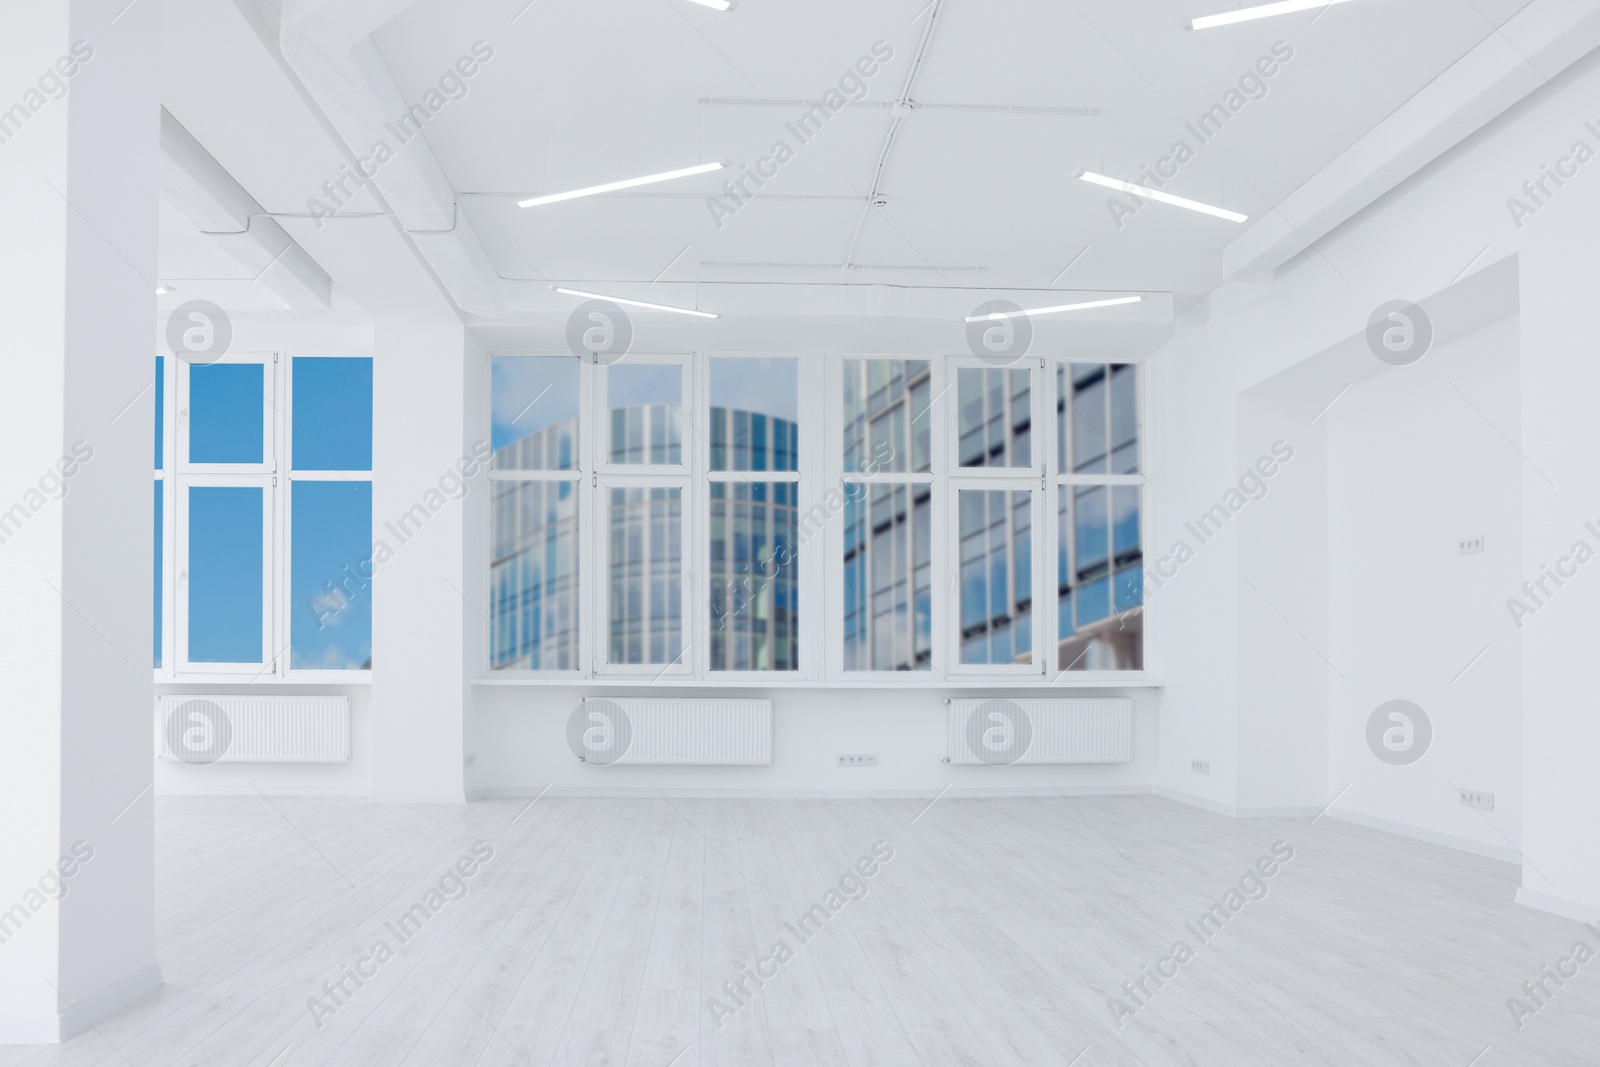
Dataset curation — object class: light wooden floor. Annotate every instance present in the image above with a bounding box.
[4,794,1597,1066]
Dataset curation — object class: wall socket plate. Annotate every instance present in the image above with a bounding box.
[1459,535,1485,555]
[837,753,878,766]
[1459,788,1494,810]
[1191,759,1210,775]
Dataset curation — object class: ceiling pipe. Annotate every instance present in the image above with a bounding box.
[842,0,948,271]
[160,107,332,314]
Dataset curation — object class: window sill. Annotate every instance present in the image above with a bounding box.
[470,673,1162,689]
[156,671,372,686]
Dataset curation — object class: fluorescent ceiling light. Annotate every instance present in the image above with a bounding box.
[155,285,175,295]
[686,0,735,9]
[1187,0,1355,30]
[518,162,726,208]
[553,286,719,319]
[1076,170,1248,222]
[965,295,1142,322]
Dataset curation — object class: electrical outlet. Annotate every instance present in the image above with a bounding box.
[837,753,878,767]
[1459,788,1494,810]
[1191,759,1210,775]
[1459,535,1484,555]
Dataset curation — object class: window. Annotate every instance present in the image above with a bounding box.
[484,353,1145,683]
[1055,363,1144,671]
[489,356,581,671]
[842,359,932,671]
[707,357,799,672]
[155,353,373,679]
[600,357,690,672]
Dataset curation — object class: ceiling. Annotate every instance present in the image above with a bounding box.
[157,0,1537,325]
[370,0,1527,293]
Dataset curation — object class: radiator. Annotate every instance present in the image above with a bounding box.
[573,698,771,765]
[947,698,1131,765]
[156,695,350,763]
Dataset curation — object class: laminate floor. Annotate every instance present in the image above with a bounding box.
[3,795,1596,1066]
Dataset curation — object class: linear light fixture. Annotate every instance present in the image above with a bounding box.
[1187,0,1355,30]
[964,295,1142,322]
[553,286,719,319]
[518,162,726,208]
[1076,170,1248,222]
[686,0,736,9]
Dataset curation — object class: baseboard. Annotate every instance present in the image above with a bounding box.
[476,784,1156,800]
[1235,803,1322,817]
[1152,784,1237,817]
[0,963,161,1044]
[156,784,370,797]
[369,793,470,804]
[1325,806,1520,865]
[1515,886,1600,924]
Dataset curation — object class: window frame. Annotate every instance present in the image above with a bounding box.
[157,351,374,685]
[826,356,944,680]
[1052,359,1148,680]
[696,354,814,683]
[480,351,1153,688]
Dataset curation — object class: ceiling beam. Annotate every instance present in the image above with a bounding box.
[160,107,332,314]
[1223,0,1600,279]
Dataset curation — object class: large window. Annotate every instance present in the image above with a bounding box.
[841,359,932,671]
[485,353,1143,682]
[1056,362,1143,671]
[155,354,373,679]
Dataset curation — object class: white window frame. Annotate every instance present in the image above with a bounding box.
[696,354,814,683]
[1052,359,1148,683]
[595,354,694,677]
[825,356,945,680]
[159,351,374,684]
[484,354,588,681]
[946,356,1047,677]
[479,351,1152,688]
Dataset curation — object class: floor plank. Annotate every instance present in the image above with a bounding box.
[3,795,1596,1067]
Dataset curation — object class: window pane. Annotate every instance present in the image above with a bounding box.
[958,489,1031,664]
[493,356,580,472]
[843,359,931,475]
[958,367,1030,468]
[188,486,263,663]
[1057,484,1142,671]
[292,357,372,471]
[609,364,683,465]
[709,481,798,671]
[190,363,264,464]
[1057,362,1138,475]
[291,481,373,670]
[153,480,162,668]
[154,356,164,470]
[843,481,932,671]
[711,358,798,473]
[608,486,683,664]
[491,479,580,670]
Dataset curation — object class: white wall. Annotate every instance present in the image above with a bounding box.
[473,685,1160,797]
[1327,316,1522,857]
[1144,42,1600,911]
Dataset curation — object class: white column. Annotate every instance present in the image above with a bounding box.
[369,310,472,802]
[1518,148,1600,919]
[0,0,161,1042]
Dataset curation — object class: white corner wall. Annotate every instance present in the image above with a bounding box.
[1327,315,1522,858]
[1146,44,1600,910]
